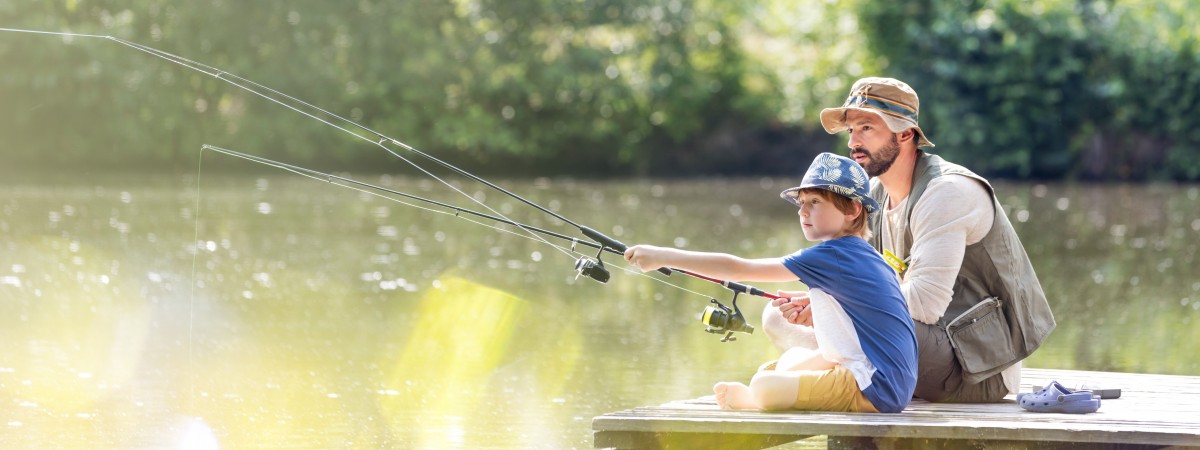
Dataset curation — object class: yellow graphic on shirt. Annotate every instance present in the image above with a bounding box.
[883,249,908,274]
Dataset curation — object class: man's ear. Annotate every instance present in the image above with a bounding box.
[897,129,916,144]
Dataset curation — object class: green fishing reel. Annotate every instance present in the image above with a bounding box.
[700,292,755,342]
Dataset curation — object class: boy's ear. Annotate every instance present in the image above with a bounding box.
[848,202,864,220]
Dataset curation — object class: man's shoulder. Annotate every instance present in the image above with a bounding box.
[929,172,988,189]
[912,173,995,236]
[922,152,975,176]
[906,174,993,228]
[924,173,991,202]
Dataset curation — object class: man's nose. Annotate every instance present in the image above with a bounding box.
[847,134,863,151]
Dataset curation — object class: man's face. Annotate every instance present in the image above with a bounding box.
[844,111,901,177]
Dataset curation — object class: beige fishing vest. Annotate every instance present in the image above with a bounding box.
[869,152,1056,384]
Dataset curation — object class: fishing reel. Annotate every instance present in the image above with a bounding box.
[574,246,612,283]
[700,292,755,342]
[572,226,673,284]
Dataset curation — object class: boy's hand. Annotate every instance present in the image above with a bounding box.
[772,290,812,326]
[623,245,663,272]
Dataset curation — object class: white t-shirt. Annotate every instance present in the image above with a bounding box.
[878,174,1020,394]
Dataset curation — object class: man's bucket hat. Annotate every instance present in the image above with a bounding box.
[820,77,935,148]
[781,152,880,214]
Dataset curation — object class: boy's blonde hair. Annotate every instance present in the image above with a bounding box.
[797,188,872,240]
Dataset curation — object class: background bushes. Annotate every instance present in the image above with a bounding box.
[1,0,1196,179]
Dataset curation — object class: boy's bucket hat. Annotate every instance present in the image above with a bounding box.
[820,77,935,148]
[780,152,879,214]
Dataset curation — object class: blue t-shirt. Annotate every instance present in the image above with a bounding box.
[781,236,918,413]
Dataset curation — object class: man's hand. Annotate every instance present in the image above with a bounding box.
[772,290,812,326]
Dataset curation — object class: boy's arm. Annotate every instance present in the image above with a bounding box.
[624,245,797,283]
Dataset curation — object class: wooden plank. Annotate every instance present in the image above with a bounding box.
[594,430,811,450]
[826,436,1169,450]
[593,368,1200,449]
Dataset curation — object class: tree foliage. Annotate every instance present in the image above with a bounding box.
[1,0,1197,179]
[857,0,1200,179]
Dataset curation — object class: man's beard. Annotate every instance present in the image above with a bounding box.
[853,135,901,177]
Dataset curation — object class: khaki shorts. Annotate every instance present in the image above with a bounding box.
[790,365,879,413]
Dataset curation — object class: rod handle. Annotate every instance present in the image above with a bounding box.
[580,226,672,276]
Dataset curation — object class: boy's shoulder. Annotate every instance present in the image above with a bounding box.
[826,235,874,251]
[787,237,882,267]
[829,236,894,271]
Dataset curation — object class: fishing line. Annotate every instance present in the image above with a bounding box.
[199,143,769,341]
[197,144,716,300]
[187,144,205,413]
[8,27,775,338]
[203,145,580,252]
[1,27,580,269]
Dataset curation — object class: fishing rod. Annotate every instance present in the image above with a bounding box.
[1,26,663,280]
[202,144,767,340]
[201,144,617,268]
[201,145,780,296]
[4,27,760,340]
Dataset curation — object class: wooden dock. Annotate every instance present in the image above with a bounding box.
[592,368,1200,449]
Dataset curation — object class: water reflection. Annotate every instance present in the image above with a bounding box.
[0,173,1197,448]
[1001,182,1200,375]
[381,276,534,448]
[1,236,150,415]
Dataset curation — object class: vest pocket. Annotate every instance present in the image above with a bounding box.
[946,297,1016,375]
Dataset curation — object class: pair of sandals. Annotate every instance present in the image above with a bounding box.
[1017,381,1102,414]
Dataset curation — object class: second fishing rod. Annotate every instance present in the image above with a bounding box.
[0,28,765,342]
[0,27,659,283]
[203,144,770,341]
[2,29,761,304]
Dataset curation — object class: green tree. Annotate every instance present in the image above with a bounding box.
[857,0,1200,180]
[3,0,1196,179]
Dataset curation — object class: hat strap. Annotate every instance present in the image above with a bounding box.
[844,94,918,124]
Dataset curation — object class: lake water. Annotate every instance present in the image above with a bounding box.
[1,168,1198,449]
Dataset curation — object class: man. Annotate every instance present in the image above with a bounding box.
[764,77,1055,402]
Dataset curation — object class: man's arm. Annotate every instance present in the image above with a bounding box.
[903,175,994,324]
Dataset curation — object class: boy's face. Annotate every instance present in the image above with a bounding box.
[794,191,855,242]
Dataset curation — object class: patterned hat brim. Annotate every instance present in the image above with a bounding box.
[780,183,880,214]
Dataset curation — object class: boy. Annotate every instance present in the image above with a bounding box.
[624,153,917,413]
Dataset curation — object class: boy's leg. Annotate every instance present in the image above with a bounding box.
[719,366,876,412]
[741,348,833,409]
[713,382,757,410]
[746,370,803,410]
[761,304,818,352]
[712,371,802,411]
[776,346,837,372]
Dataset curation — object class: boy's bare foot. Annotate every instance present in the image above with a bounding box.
[713,382,757,410]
